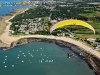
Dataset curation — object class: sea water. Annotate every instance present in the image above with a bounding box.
[0,0,27,16]
[0,42,95,75]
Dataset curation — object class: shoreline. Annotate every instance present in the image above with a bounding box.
[0,6,100,75]
[0,8,29,47]
[0,8,28,36]
[15,37,100,75]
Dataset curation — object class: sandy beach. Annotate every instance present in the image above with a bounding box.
[0,8,27,36]
[0,7,100,60]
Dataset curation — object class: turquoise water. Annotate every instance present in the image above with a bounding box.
[0,42,95,75]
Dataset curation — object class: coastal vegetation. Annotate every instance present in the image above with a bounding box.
[10,4,100,37]
[9,3,100,50]
[0,1,100,74]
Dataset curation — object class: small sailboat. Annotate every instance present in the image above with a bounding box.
[41,60,42,63]
[17,57,19,58]
[18,54,20,57]
[24,55,26,57]
[12,65,14,67]
[22,53,24,54]
[40,48,42,49]
[3,62,5,63]
[45,60,48,62]
[30,62,32,63]
[5,56,7,58]
[5,59,7,60]
[4,66,7,68]
[28,53,30,54]
[19,51,21,52]
[21,60,24,62]
[42,59,44,60]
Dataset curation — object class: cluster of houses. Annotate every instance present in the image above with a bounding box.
[10,16,58,35]
[17,18,43,34]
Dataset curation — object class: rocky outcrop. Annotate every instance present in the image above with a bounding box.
[2,37,100,75]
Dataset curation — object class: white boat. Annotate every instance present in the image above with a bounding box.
[18,54,20,56]
[28,53,30,54]
[12,65,14,67]
[41,60,42,63]
[5,59,7,60]
[19,51,21,52]
[5,56,7,58]
[17,57,19,58]
[30,62,32,63]
[40,48,42,49]
[22,53,24,54]
[24,55,26,57]
[42,59,44,60]
[3,62,5,63]
[21,60,24,62]
[4,66,7,68]
[45,60,48,62]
